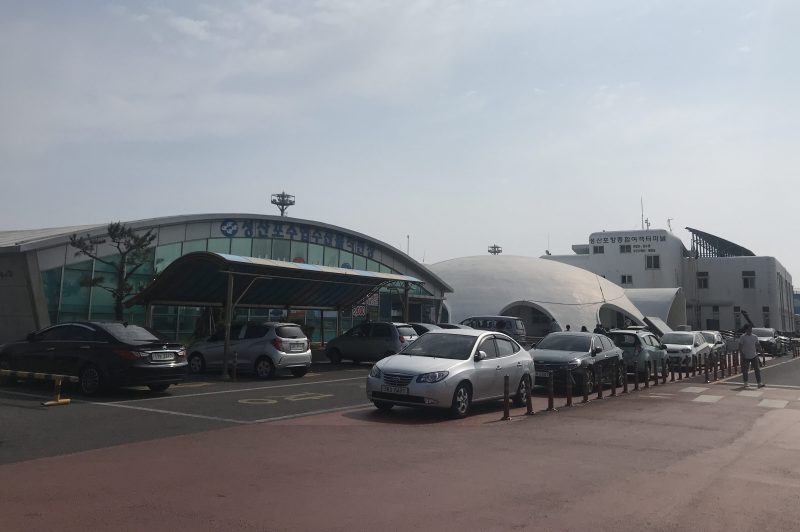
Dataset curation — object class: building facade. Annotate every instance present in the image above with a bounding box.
[0,214,452,343]
[544,228,794,333]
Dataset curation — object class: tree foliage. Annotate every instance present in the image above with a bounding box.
[69,222,157,320]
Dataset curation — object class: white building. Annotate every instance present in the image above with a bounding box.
[544,227,794,333]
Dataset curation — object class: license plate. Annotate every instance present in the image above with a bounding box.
[289,344,304,352]
[534,371,550,378]
[381,385,408,395]
[151,352,174,362]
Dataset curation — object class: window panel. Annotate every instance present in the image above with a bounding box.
[207,238,232,254]
[323,247,339,268]
[290,241,308,263]
[182,240,207,254]
[252,238,272,259]
[339,251,354,269]
[272,239,291,262]
[353,255,367,271]
[231,238,252,257]
[308,244,324,265]
[154,243,182,273]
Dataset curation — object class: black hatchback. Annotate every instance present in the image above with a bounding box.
[0,321,188,395]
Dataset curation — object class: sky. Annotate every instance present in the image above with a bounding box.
[1,0,798,276]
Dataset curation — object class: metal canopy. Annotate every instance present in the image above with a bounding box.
[127,251,423,309]
[686,227,755,258]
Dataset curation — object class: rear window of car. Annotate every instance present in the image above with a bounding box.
[662,332,694,345]
[101,323,163,343]
[700,332,715,343]
[276,325,305,339]
[397,326,417,338]
[609,333,638,348]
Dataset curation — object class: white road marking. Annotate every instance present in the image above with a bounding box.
[91,401,249,424]
[718,382,800,391]
[758,399,788,409]
[693,395,724,403]
[107,376,365,404]
[737,390,764,397]
[0,389,52,400]
[717,357,800,384]
[680,387,709,394]
[252,403,373,423]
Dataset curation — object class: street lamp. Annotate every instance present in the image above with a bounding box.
[270,191,295,217]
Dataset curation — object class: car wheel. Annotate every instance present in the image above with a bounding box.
[373,400,394,412]
[513,375,530,407]
[327,348,342,365]
[584,367,596,393]
[147,383,170,392]
[450,382,472,419]
[78,364,103,396]
[254,357,276,380]
[290,367,308,378]
[188,353,205,374]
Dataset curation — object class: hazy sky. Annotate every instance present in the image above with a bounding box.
[1,1,797,276]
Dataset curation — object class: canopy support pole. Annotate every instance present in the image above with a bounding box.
[402,282,410,322]
[221,271,234,381]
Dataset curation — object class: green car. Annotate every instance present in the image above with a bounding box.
[607,329,667,379]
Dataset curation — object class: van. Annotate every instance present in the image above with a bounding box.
[459,315,527,344]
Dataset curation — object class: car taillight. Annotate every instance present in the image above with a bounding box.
[271,338,283,351]
[399,335,406,343]
[115,349,142,360]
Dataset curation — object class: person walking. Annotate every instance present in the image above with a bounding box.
[565,324,571,331]
[580,326,589,332]
[738,324,764,389]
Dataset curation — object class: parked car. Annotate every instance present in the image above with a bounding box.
[752,327,782,355]
[530,332,624,392]
[607,329,667,378]
[661,331,711,368]
[365,329,533,418]
[459,315,527,344]
[436,323,473,330]
[700,331,727,357]
[408,322,442,336]
[326,322,418,364]
[188,321,311,378]
[0,321,187,395]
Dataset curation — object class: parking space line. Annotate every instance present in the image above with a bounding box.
[107,376,366,404]
[91,401,250,424]
[252,403,372,423]
[0,389,52,400]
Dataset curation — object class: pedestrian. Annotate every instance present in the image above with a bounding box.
[738,323,764,389]
[565,324,571,331]
[580,325,588,332]
[593,323,605,334]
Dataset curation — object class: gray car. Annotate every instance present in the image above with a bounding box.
[365,329,534,418]
[187,322,311,379]
[607,329,667,378]
[459,315,527,344]
[530,332,624,392]
[325,322,418,364]
[662,331,711,368]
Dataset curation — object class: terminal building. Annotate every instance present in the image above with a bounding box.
[544,227,795,333]
[0,214,452,343]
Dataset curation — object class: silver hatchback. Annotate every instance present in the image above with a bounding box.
[187,322,311,379]
[365,329,534,418]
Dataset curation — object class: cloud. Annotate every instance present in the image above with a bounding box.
[167,16,212,41]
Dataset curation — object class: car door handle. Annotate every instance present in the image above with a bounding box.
[79,345,91,349]
[496,365,501,370]
[46,347,56,352]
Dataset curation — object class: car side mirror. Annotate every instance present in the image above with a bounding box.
[694,343,699,347]
[474,350,488,361]
[592,346,602,356]
[26,332,36,342]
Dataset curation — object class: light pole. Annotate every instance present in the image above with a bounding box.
[271,191,295,217]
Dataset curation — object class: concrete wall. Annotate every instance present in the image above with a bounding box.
[586,230,685,288]
[0,251,49,343]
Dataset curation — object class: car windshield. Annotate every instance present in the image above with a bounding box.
[535,334,591,352]
[276,325,305,339]
[752,328,774,337]
[608,333,638,348]
[101,323,163,343]
[701,332,716,343]
[397,326,417,337]
[662,332,694,345]
[400,333,477,360]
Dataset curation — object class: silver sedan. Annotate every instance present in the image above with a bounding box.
[365,329,534,418]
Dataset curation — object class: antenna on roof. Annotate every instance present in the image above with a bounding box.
[640,197,644,230]
[667,218,673,232]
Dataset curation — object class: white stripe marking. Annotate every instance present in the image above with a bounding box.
[680,387,709,394]
[92,401,249,424]
[252,403,373,423]
[693,395,724,403]
[758,399,788,409]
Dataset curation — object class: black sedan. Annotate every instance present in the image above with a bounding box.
[0,321,188,395]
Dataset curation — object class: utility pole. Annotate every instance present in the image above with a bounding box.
[270,191,295,217]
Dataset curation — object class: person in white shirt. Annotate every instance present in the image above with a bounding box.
[738,324,764,389]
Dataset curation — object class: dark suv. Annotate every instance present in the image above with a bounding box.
[325,322,418,363]
[459,316,527,344]
[0,321,187,395]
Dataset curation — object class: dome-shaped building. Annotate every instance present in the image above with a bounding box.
[429,255,645,338]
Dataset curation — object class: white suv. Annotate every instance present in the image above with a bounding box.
[188,322,311,378]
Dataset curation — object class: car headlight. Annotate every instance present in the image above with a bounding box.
[416,371,449,383]
[369,365,382,378]
[568,359,581,369]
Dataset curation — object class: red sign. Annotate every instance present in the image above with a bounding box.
[352,305,367,317]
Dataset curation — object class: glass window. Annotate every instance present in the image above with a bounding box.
[308,244,324,265]
[182,240,207,254]
[593,245,604,254]
[379,264,392,273]
[252,238,272,259]
[244,324,270,339]
[371,323,393,338]
[353,255,367,271]
[207,238,231,254]
[619,244,631,253]
[645,255,660,269]
[60,267,91,318]
[154,243,182,273]
[290,241,308,263]
[478,337,498,357]
[272,239,291,262]
[621,275,633,285]
[536,334,591,352]
[230,238,252,257]
[323,247,339,268]
[339,251,354,269]
[367,259,380,272]
[57,325,96,342]
[495,337,515,357]
[40,268,62,323]
[600,336,613,351]
[38,326,68,341]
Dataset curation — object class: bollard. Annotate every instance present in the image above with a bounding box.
[662,358,667,384]
[42,376,71,407]
[597,365,604,400]
[685,358,690,380]
[713,353,718,382]
[727,352,732,377]
[692,356,697,377]
[547,371,556,411]
[734,351,740,374]
[582,371,590,404]
[678,359,683,381]
[502,375,511,420]
[610,360,617,397]
[232,351,239,381]
[622,363,629,394]
[633,360,640,391]
[652,359,658,387]
[704,353,710,383]
[526,377,535,415]
[670,359,675,382]
[644,360,650,389]
[565,368,574,407]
